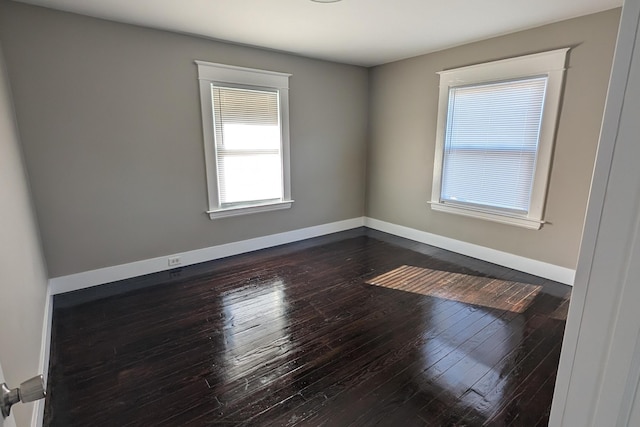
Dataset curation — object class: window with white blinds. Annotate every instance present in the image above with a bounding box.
[212,86,283,207]
[431,49,569,229]
[196,61,292,219]
[441,77,547,213]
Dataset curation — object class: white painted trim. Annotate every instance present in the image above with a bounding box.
[550,1,638,424]
[550,0,640,425]
[48,214,574,296]
[431,48,569,229]
[364,217,575,285]
[207,200,293,219]
[194,60,291,88]
[49,217,365,295]
[437,47,570,77]
[31,286,52,427]
[429,202,543,230]
[196,60,293,218]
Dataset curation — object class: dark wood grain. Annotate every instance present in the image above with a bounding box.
[44,228,570,426]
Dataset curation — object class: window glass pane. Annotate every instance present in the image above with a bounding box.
[223,123,280,150]
[441,77,547,213]
[218,154,282,205]
[443,150,536,211]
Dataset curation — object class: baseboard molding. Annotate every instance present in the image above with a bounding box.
[49,217,365,295]
[48,215,575,295]
[32,286,52,427]
[364,217,575,285]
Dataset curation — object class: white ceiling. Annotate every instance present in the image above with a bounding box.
[13,0,622,66]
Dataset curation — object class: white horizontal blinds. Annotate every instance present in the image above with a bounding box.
[212,85,283,206]
[441,76,548,213]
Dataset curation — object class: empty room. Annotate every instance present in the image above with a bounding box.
[2,0,640,426]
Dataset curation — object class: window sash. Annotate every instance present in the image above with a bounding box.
[439,76,548,215]
[211,85,284,207]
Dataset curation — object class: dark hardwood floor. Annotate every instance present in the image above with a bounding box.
[44,228,570,426]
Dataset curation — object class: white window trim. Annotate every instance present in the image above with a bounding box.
[430,48,570,230]
[195,60,294,220]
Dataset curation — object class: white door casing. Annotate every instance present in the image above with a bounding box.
[549,0,640,425]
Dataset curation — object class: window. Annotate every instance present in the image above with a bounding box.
[196,61,293,219]
[430,48,569,230]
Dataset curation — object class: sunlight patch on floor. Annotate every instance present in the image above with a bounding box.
[366,265,541,313]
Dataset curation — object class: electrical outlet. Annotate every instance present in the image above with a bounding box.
[168,256,182,267]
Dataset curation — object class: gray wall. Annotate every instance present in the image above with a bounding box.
[366,9,621,270]
[0,1,369,278]
[0,42,48,427]
[0,1,621,278]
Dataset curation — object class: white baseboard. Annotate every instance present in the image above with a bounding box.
[48,215,575,296]
[32,286,52,427]
[49,217,365,295]
[364,217,575,285]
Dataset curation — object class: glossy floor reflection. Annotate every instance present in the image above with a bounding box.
[44,229,570,426]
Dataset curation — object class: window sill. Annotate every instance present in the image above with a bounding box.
[207,200,294,219]
[429,202,543,230]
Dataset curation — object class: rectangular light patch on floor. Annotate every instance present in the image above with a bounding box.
[366,265,541,313]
